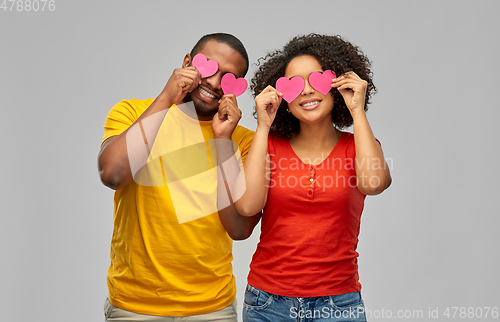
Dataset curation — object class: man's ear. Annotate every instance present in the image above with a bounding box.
[182,53,191,68]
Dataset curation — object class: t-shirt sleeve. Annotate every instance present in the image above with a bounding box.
[101,99,143,145]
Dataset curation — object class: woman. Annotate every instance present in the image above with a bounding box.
[234,34,391,321]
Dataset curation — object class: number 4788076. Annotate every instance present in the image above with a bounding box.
[1,0,56,11]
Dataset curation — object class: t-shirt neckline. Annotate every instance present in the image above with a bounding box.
[285,131,347,167]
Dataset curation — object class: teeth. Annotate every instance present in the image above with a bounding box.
[302,101,320,107]
[199,87,216,99]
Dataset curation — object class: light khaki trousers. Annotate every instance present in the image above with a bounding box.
[104,298,237,322]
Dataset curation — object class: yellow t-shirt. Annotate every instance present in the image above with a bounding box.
[101,98,254,316]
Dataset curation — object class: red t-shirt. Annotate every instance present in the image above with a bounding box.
[248,132,367,297]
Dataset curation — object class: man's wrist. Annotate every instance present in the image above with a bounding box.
[155,92,175,108]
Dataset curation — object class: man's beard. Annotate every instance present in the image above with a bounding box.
[183,91,218,118]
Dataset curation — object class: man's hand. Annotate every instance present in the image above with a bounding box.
[212,94,242,139]
[161,66,201,105]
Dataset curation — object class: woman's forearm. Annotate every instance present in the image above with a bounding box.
[234,126,271,216]
[352,110,392,195]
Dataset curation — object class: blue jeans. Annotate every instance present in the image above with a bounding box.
[242,285,367,322]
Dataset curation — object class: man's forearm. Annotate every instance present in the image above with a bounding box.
[98,95,173,190]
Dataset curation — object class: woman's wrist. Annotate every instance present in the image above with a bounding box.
[256,123,271,134]
[350,108,367,121]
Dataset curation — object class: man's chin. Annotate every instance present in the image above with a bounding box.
[194,104,218,119]
[184,93,218,119]
[192,97,219,118]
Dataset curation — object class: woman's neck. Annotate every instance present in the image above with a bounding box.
[291,118,341,149]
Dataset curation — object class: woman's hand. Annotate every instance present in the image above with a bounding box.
[254,85,283,130]
[331,71,367,114]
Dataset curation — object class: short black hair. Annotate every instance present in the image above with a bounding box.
[190,33,249,77]
[251,33,376,138]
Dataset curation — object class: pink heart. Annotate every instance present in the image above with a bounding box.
[192,53,218,78]
[309,70,336,95]
[275,76,305,103]
[221,73,248,97]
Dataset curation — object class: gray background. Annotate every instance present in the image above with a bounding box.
[1,0,499,321]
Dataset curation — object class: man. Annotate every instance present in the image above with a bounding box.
[98,33,260,321]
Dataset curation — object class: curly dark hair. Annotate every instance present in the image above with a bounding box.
[250,33,376,138]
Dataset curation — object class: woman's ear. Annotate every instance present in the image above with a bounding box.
[182,53,191,68]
